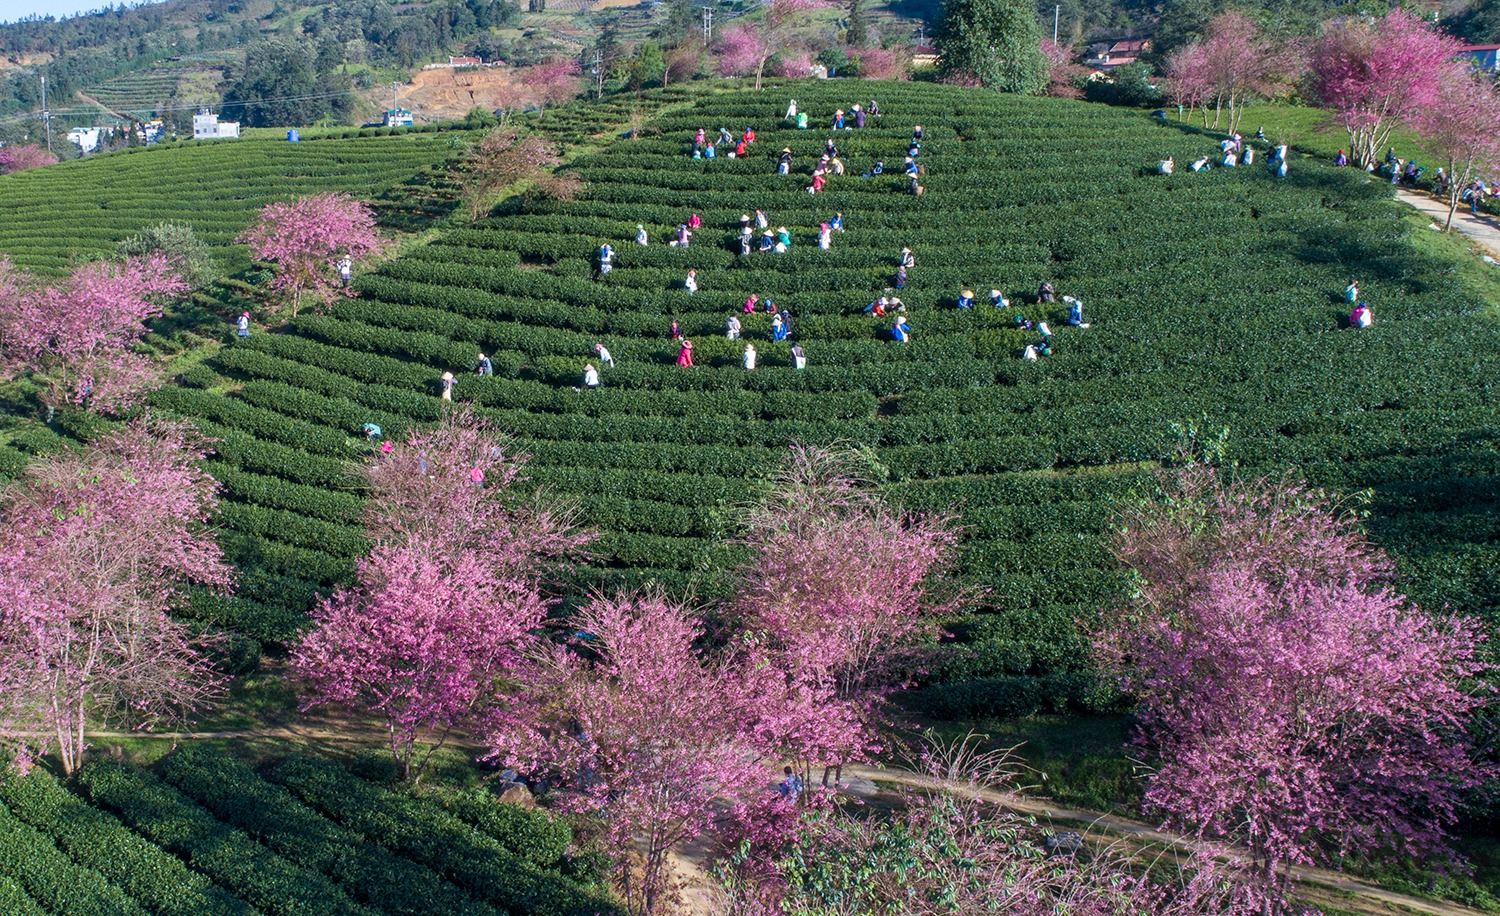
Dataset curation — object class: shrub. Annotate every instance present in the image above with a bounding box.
[0,768,252,916]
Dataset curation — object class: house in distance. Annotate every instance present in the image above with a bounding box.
[193,108,240,140]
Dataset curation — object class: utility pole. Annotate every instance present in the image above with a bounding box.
[389,82,400,112]
[915,23,925,45]
[40,75,51,154]
[591,50,605,99]
[1053,5,1060,44]
[701,7,713,43]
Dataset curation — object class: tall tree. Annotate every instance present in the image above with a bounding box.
[1164,12,1304,134]
[222,37,338,127]
[1040,38,1088,98]
[1411,64,1500,231]
[1095,466,1494,910]
[653,0,697,42]
[238,191,383,318]
[456,126,576,223]
[0,418,233,776]
[494,590,770,916]
[292,411,589,783]
[732,445,962,790]
[845,0,868,46]
[714,0,828,90]
[1311,9,1460,169]
[626,41,666,92]
[935,0,1048,93]
[0,254,186,417]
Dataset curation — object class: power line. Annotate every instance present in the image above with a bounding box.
[0,85,360,128]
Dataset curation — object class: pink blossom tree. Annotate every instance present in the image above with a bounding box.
[1040,39,1088,99]
[526,57,584,108]
[360,409,589,568]
[1412,64,1500,231]
[1165,12,1303,134]
[769,50,813,78]
[1311,10,1460,169]
[292,410,590,782]
[493,590,771,916]
[715,23,773,85]
[732,445,962,790]
[293,545,549,782]
[1096,466,1494,910]
[715,0,828,90]
[237,191,383,318]
[491,59,581,124]
[0,144,58,174]
[1164,42,1213,123]
[0,417,232,776]
[850,46,911,81]
[0,254,187,417]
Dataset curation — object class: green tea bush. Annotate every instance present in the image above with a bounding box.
[0,875,45,916]
[161,747,500,916]
[76,758,377,916]
[269,755,621,916]
[0,804,146,916]
[0,769,253,916]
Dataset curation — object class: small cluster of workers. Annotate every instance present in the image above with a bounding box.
[1158,128,1289,178]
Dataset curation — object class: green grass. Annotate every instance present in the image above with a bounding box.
[1180,101,1437,165]
[893,709,1143,813]
[1338,837,1500,912]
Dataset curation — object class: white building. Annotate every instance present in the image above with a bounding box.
[67,126,101,153]
[193,109,240,140]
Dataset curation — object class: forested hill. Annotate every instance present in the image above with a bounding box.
[0,0,1495,147]
[0,0,513,139]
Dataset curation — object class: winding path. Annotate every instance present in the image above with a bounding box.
[843,764,1488,916]
[54,725,1488,916]
[1395,189,1500,260]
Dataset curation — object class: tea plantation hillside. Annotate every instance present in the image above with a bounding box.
[0,127,472,274]
[34,81,1500,709]
[0,743,616,916]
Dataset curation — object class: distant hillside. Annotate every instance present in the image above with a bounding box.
[4,0,1490,153]
[0,0,529,145]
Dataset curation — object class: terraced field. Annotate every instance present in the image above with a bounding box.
[87,70,185,114]
[0,744,613,916]
[103,81,1490,709]
[0,127,470,273]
